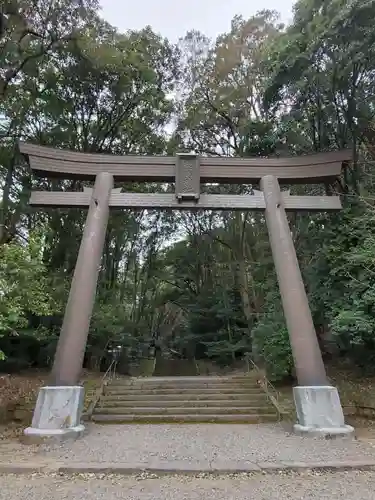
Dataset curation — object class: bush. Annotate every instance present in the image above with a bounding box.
[253,310,293,382]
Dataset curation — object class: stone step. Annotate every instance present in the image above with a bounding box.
[101,394,268,403]
[112,376,256,382]
[110,379,260,388]
[110,375,258,383]
[94,375,277,425]
[94,406,276,415]
[100,396,269,406]
[92,413,278,424]
[105,388,264,396]
[109,386,261,393]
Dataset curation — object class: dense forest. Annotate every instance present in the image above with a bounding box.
[1,0,375,381]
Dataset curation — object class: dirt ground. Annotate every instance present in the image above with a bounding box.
[0,370,102,440]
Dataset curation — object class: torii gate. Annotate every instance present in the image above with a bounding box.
[19,142,354,440]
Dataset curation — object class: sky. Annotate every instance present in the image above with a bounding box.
[99,0,295,42]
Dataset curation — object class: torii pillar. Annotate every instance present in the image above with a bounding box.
[24,173,114,442]
[260,175,353,436]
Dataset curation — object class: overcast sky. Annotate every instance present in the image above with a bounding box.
[99,0,295,42]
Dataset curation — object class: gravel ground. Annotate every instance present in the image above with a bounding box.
[34,423,375,467]
[1,471,375,499]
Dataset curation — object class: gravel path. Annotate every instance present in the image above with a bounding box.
[35,423,375,467]
[1,471,375,499]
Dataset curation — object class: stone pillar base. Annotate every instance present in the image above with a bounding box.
[24,386,85,443]
[293,386,354,437]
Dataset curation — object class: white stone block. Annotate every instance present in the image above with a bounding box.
[24,386,85,441]
[293,386,354,436]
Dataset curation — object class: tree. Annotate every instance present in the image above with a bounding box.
[176,11,283,156]
[2,1,375,381]
[0,232,57,358]
[0,0,99,99]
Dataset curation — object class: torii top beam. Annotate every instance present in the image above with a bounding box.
[19,142,351,185]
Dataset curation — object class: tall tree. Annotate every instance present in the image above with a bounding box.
[0,0,99,99]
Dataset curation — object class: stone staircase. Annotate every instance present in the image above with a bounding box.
[92,376,279,424]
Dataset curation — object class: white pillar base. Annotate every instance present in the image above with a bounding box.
[293,386,354,437]
[24,386,85,443]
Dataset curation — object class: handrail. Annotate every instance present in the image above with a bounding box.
[84,359,118,420]
[101,358,118,384]
[244,354,288,420]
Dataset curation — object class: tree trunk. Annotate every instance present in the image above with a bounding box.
[0,152,15,244]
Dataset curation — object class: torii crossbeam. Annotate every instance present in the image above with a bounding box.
[19,142,354,440]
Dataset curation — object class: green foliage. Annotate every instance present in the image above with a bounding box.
[303,204,375,370]
[0,234,54,332]
[0,0,100,99]
[2,0,375,384]
[252,295,293,382]
[255,322,293,382]
[0,233,56,359]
